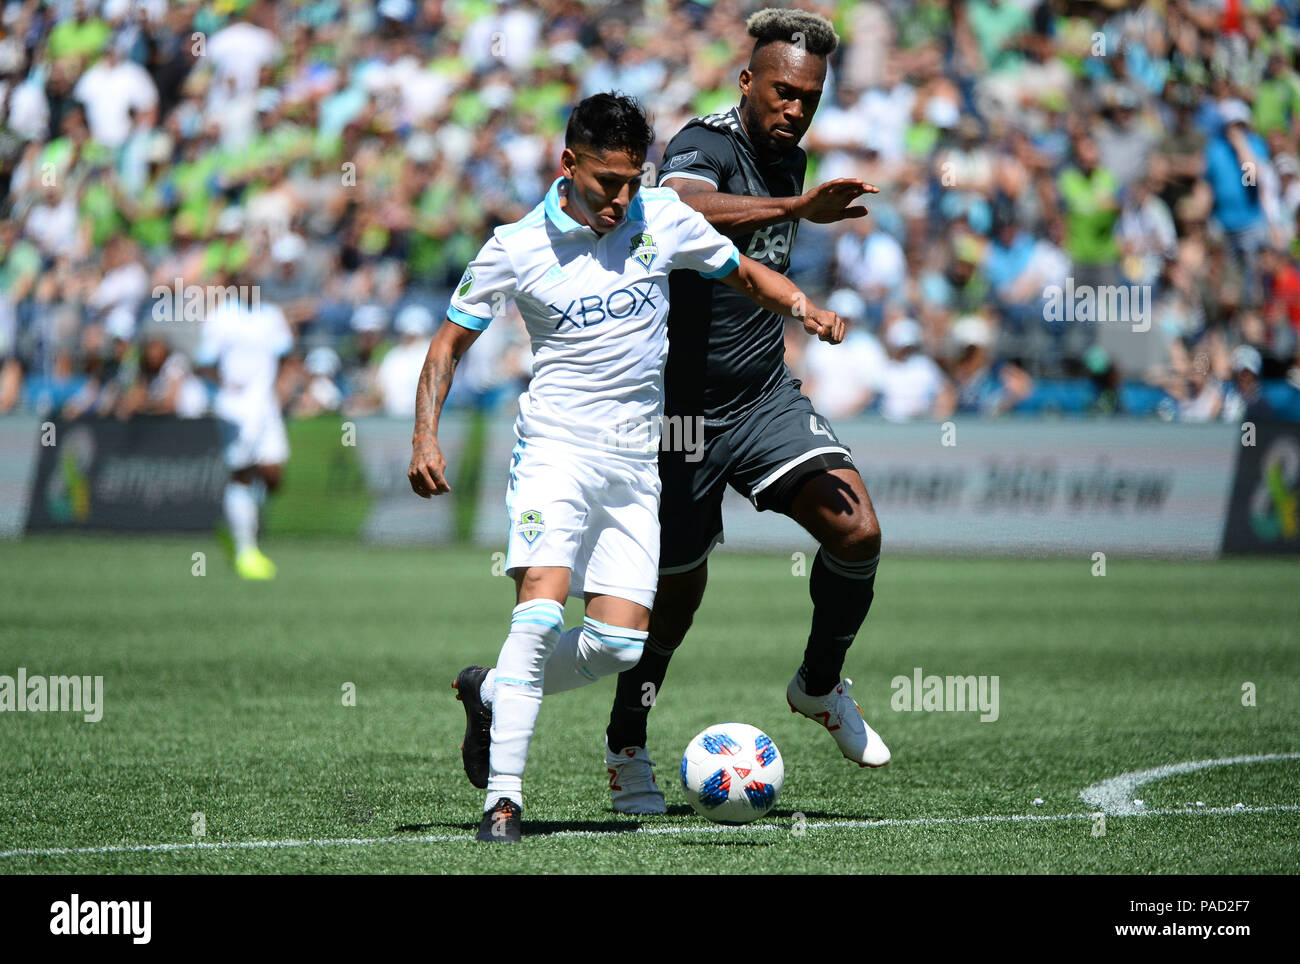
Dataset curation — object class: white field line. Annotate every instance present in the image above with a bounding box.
[1080,753,1300,815]
[1,803,1297,860]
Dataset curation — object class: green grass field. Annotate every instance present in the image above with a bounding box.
[0,536,1296,874]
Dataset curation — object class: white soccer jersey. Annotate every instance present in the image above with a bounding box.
[195,301,293,468]
[447,177,740,453]
[195,300,292,416]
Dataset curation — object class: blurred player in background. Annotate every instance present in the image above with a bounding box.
[195,263,294,581]
[604,8,891,815]
[407,93,844,842]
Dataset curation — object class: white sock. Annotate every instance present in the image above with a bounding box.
[542,617,647,694]
[223,481,258,555]
[484,598,565,809]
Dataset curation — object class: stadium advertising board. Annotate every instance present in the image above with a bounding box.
[25,417,226,532]
[710,421,1240,558]
[350,414,467,544]
[0,417,38,538]
[3,416,1263,555]
[1221,420,1300,555]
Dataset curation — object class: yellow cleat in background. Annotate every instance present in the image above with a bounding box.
[235,547,277,581]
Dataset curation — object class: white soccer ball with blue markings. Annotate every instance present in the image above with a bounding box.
[680,723,784,824]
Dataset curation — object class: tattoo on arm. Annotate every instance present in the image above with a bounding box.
[412,349,456,455]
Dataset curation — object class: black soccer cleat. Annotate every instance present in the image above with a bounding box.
[453,665,492,789]
[476,798,522,843]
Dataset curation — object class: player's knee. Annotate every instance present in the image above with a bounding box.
[649,608,694,650]
[655,621,690,653]
[581,623,645,676]
[259,465,283,493]
[824,516,881,562]
[604,636,645,672]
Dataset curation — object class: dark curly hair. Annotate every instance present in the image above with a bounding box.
[746,8,839,58]
[564,92,655,158]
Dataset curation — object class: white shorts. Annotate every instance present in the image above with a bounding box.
[217,401,289,470]
[504,438,660,610]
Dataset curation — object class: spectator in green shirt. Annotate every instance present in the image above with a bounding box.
[1058,135,1120,267]
[967,0,1031,74]
[46,5,110,69]
[1253,53,1300,136]
[1056,135,1122,363]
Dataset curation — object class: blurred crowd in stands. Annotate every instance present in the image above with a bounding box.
[2,0,1299,423]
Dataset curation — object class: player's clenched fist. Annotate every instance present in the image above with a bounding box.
[803,307,845,345]
[408,436,451,497]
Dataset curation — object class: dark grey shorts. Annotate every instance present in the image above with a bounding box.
[658,379,856,573]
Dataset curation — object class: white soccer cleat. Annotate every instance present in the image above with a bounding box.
[606,741,667,815]
[786,674,891,768]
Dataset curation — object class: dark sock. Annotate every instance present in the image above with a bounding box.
[799,549,879,697]
[607,633,677,751]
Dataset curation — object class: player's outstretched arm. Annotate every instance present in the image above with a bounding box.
[664,175,877,235]
[408,320,481,498]
[719,254,845,344]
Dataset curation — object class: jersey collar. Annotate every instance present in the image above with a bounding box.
[723,106,794,168]
[543,177,645,236]
[726,107,754,149]
[544,177,586,233]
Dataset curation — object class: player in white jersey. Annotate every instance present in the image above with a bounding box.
[407,93,845,842]
[195,285,292,580]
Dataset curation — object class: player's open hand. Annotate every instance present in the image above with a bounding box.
[408,436,451,497]
[796,179,879,224]
[802,307,845,345]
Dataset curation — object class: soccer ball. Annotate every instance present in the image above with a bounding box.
[679,723,785,824]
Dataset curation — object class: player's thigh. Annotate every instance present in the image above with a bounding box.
[219,400,286,474]
[648,561,709,648]
[218,415,257,472]
[727,381,856,513]
[579,457,659,613]
[504,442,587,582]
[657,430,729,574]
[514,566,571,606]
[252,412,289,485]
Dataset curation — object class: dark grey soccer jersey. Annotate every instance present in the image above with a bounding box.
[657,107,806,427]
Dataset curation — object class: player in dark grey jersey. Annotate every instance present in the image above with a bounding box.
[604,8,892,814]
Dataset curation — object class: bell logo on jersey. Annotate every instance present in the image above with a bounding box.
[549,281,658,331]
[745,222,794,268]
[516,509,545,545]
[456,269,474,298]
[629,232,658,270]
